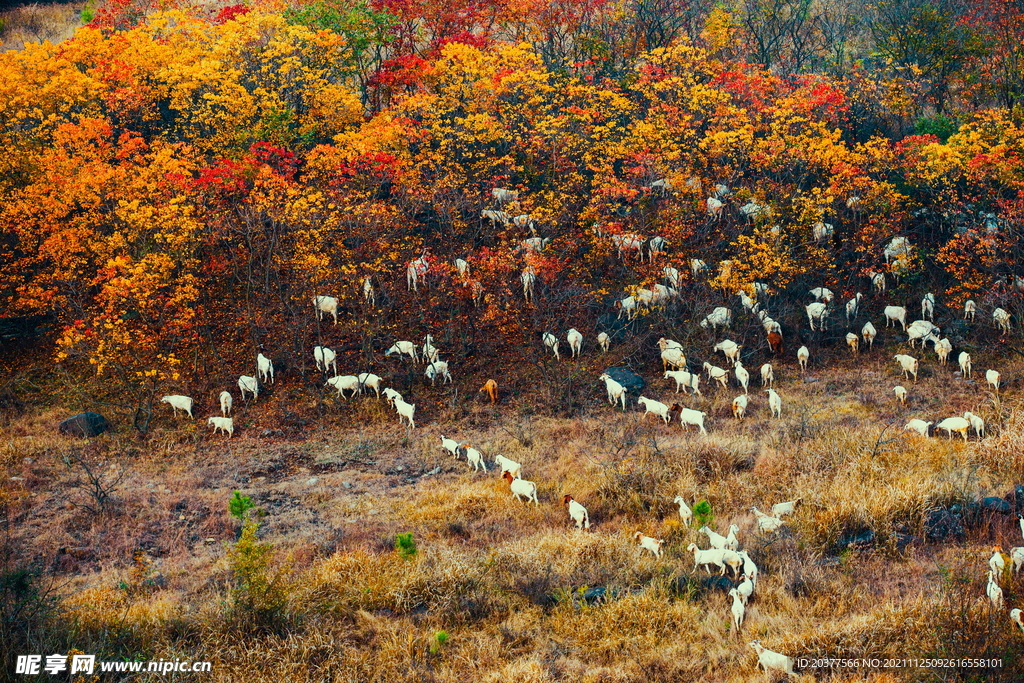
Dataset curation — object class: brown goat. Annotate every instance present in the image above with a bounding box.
[479,378,498,403]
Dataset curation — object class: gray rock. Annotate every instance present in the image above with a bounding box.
[700,575,734,594]
[425,467,441,476]
[981,496,1012,514]
[306,477,319,486]
[58,412,110,438]
[925,509,964,541]
[840,529,875,549]
[1014,485,1024,513]
[802,376,821,383]
[602,367,645,395]
[342,481,353,489]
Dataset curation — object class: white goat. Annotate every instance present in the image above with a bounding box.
[238,375,259,401]
[760,363,774,387]
[542,332,560,360]
[459,444,487,472]
[690,258,708,278]
[636,532,665,558]
[964,299,976,321]
[313,346,337,374]
[729,588,745,632]
[993,307,1012,334]
[313,295,338,324]
[988,570,1003,609]
[771,498,802,518]
[362,277,375,305]
[750,506,784,532]
[893,354,919,382]
[986,369,1001,392]
[805,301,828,330]
[597,332,610,353]
[884,305,908,330]
[637,396,672,425]
[749,641,795,677]
[406,255,430,291]
[494,454,522,479]
[936,416,970,441]
[326,375,360,398]
[870,270,886,293]
[385,341,419,363]
[738,550,758,588]
[810,286,834,303]
[735,574,754,605]
[846,332,859,354]
[422,334,439,364]
[664,266,681,288]
[959,351,972,378]
[160,395,194,419]
[502,471,538,504]
[566,328,583,358]
[563,495,590,530]
[674,496,692,525]
[706,197,724,220]
[665,370,701,395]
[845,292,863,321]
[700,525,729,549]
[964,411,985,438]
[686,543,725,574]
[862,321,877,349]
[894,385,908,404]
[599,373,627,411]
[521,267,536,303]
[812,221,834,242]
[256,353,274,384]
[703,362,729,389]
[922,292,935,320]
[797,345,809,372]
[675,406,708,434]
[699,307,732,330]
[440,435,460,458]
[382,387,403,405]
[207,416,234,438]
[765,389,781,418]
[734,362,750,394]
[934,337,953,365]
[424,361,452,385]
[904,419,932,436]
[356,373,382,398]
[491,187,518,204]
[713,339,742,363]
[392,396,416,428]
[219,390,232,416]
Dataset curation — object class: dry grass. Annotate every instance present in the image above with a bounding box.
[0,2,83,51]
[3,345,1024,681]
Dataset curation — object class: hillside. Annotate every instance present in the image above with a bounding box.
[2,0,1024,679]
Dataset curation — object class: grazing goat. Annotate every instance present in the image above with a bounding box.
[703,362,729,390]
[922,292,935,320]
[806,302,828,330]
[362,276,375,305]
[988,570,1003,609]
[845,292,863,321]
[385,341,419,363]
[846,333,859,354]
[1012,609,1024,634]
[812,222,834,241]
[936,416,969,441]
[934,337,953,365]
[326,375,360,398]
[700,525,729,549]
[713,339,742,363]
[751,507,784,532]
[771,498,802,517]
[521,267,536,303]
[904,419,932,436]
[671,405,708,434]
[161,395,194,419]
[440,435,460,458]
[686,544,726,574]
[760,363,774,387]
[766,330,783,354]
[357,373,382,398]
[894,385,907,404]
[503,471,539,505]
[810,286,834,303]
[491,187,518,204]
[964,411,985,438]
[563,495,591,530]
[636,532,665,558]
[893,354,919,383]
[480,379,498,404]
[597,332,610,353]
[699,307,732,330]
[734,362,749,394]
[207,416,233,438]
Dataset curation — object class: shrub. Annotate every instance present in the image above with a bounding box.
[394,532,417,560]
[228,490,254,521]
[226,521,290,630]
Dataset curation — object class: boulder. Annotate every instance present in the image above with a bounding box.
[839,529,875,549]
[924,509,964,541]
[602,367,645,395]
[1014,485,1024,513]
[58,412,110,438]
[980,496,1012,514]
